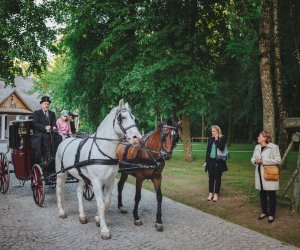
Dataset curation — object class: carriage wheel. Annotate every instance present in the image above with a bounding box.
[31,164,45,207]
[83,180,94,201]
[0,153,10,194]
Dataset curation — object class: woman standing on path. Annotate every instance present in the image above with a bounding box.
[204,125,228,202]
[251,131,281,223]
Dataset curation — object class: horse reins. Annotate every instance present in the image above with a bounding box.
[113,108,139,135]
[53,109,139,177]
[159,125,179,157]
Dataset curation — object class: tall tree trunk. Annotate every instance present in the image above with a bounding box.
[259,0,275,137]
[273,0,288,156]
[201,113,205,142]
[289,0,300,72]
[182,114,193,162]
[248,121,254,143]
[227,110,233,146]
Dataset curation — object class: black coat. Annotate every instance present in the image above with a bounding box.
[70,121,76,134]
[31,109,58,150]
[205,136,228,172]
[33,109,57,133]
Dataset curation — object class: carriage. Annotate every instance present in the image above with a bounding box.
[0,119,94,207]
[0,100,179,238]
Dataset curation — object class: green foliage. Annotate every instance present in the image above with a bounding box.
[32,0,300,140]
[205,0,263,139]
[40,0,232,130]
[278,0,300,116]
[0,0,57,84]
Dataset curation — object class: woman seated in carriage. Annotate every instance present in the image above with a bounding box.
[56,110,73,139]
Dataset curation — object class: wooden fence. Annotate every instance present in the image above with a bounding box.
[191,137,208,142]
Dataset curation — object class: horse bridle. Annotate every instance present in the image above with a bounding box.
[113,108,139,136]
[159,125,179,159]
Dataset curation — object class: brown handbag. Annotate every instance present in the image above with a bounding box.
[263,165,279,181]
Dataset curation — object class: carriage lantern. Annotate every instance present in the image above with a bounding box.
[18,122,27,135]
[18,122,27,148]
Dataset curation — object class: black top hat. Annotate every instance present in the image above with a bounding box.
[40,96,51,104]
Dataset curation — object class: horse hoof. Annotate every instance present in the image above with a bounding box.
[119,206,128,214]
[155,223,163,232]
[59,213,67,219]
[79,216,88,224]
[95,216,100,227]
[134,220,143,226]
[101,232,111,240]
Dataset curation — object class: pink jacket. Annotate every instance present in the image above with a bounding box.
[56,118,72,137]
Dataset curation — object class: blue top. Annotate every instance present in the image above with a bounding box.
[210,143,216,158]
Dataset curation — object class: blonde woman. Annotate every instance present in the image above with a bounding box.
[204,125,228,202]
[251,131,281,223]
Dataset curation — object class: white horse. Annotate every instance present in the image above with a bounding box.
[55,100,141,239]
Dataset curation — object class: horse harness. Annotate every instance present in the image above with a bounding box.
[118,124,178,173]
[113,108,139,135]
[52,108,139,178]
[118,141,165,173]
[159,125,179,156]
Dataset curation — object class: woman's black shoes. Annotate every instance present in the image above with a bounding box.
[257,214,275,223]
[257,214,268,220]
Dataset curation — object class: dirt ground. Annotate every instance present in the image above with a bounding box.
[175,188,300,248]
[128,170,300,247]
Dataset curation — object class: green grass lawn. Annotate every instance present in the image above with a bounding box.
[120,142,299,203]
[118,142,300,247]
[172,142,298,198]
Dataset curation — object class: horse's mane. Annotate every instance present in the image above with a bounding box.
[97,107,117,132]
[139,132,152,146]
[96,105,132,133]
[139,119,178,146]
[158,119,177,129]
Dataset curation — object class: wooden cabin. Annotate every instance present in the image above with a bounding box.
[0,76,40,141]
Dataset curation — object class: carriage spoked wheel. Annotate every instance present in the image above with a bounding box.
[0,153,10,194]
[83,180,94,201]
[31,164,45,207]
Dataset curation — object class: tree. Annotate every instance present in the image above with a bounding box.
[279,0,300,118]
[120,0,229,161]
[288,0,300,72]
[0,0,57,84]
[211,0,262,144]
[272,0,288,155]
[259,0,275,137]
[36,0,300,154]
[45,0,230,161]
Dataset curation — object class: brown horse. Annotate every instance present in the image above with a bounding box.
[116,119,180,231]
